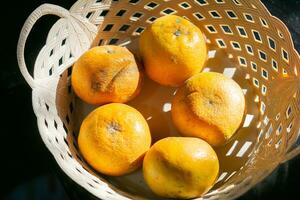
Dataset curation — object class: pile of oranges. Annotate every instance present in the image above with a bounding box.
[71,15,245,199]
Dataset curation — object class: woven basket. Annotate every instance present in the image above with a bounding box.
[17,0,300,199]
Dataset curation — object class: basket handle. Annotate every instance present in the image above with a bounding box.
[17,4,71,89]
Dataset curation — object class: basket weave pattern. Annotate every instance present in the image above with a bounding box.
[17,0,300,199]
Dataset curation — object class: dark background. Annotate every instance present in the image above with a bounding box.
[0,0,299,199]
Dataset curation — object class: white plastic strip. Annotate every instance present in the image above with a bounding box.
[223,68,236,78]
[208,50,216,58]
[216,172,228,183]
[243,114,254,127]
[236,141,252,157]
[226,140,239,156]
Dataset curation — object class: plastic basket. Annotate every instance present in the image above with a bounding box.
[17,0,300,199]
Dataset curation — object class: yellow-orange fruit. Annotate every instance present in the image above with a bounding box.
[72,45,141,105]
[171,72,245,146]
[143,137,219,199]
[78,103,151,176]
[139,15,207,86]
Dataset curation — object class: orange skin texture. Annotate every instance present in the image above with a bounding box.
[143,137,219,199]
[172,72,245,146]
[71,45,141,105]
[78,103,151,176]
[139,15,207,87]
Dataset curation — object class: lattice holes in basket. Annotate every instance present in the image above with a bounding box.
[18,0,300,199]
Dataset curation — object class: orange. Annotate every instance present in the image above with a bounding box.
[71,45,141,105]
[139,15,207,87]
[78,103,151,176]
[143,137,219,199]
[171,72,245,146]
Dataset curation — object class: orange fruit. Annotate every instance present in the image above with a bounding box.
[71,45,141,105]
[139,15,207,87]
[143,137,219,199]
[78,103,151,176]
[171,72,245,146]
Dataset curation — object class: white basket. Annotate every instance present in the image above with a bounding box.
[17,0,300,199]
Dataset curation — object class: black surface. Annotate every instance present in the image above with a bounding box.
[0,0,299,199]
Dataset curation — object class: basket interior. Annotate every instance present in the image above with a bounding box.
[33,0,300,199]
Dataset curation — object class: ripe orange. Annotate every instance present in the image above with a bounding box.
[143,137,219,199]
[78,103,151,176]
[71,45,141,105]
[139,15,207,86]
[171,72,245,146]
